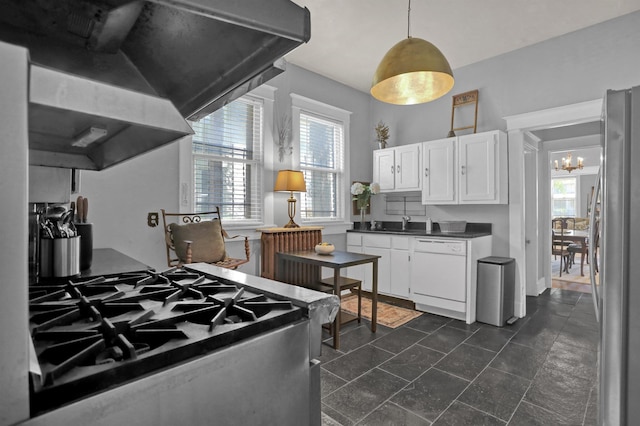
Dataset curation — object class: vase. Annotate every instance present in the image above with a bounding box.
[360,207,367,230]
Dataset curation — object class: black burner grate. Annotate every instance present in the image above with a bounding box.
[28,268,302,415]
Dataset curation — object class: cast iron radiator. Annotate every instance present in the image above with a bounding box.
[260,227,323,285]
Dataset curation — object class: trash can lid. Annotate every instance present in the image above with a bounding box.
[478,256,515,265]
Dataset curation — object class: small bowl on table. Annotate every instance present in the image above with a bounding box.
[315,243,335,255]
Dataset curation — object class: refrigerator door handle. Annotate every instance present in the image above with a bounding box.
[589,167,602,323]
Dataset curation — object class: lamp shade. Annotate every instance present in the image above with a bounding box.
[371,37,454,105]
[274,170,306,192]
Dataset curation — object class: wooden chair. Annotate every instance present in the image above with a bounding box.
[161,207,250,270]
[552,218,572,276]
[306,277,362,335]
[567,218,599,272]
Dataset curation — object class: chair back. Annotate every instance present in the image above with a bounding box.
[552,217,576,233]
[551,218,570,255]
[161,208,227,267]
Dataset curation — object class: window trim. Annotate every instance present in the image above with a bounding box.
[179,85,276,232]
[291,93,352,226]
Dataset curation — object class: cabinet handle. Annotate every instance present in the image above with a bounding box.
[461,165,466,175]
[424,168,429,177]
[397,165,400,174]
[391,165,394,174]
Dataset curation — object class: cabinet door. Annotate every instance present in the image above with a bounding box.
[422,138,456,204]
[362,234,391,294]
[373,149,395,191]
[390,249,410,298]
[362,247,390,294]
[459,132,497,202]
[395,144,420,190]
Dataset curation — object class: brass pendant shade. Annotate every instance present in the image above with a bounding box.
[371,37,454,105]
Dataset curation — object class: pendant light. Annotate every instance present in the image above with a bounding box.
[371,0,454,105]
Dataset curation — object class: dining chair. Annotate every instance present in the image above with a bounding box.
[567,218,599,272]
[551,218,572,276]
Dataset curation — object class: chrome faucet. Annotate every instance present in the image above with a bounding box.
[402,215,411,230]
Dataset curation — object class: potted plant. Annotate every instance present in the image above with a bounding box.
[374,121,390,149]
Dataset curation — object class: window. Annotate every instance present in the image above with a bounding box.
[191,96,263,224]
[551,176,577,217]
[297,108,346,221]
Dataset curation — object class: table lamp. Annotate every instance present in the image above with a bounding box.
[274,170,306,228]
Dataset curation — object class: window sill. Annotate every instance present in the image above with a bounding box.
[223,221,353,240]
[299,221,353,235]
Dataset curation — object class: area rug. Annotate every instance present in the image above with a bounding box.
[551,255,598,285]
[340,294,422,328]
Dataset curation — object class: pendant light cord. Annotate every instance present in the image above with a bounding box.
[407,0,411,38]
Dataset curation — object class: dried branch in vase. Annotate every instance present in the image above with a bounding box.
[276,113,293,162]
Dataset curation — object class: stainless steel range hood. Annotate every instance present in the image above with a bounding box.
[0,0,311,170]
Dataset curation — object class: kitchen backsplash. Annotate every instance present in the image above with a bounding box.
[384,195,426,216]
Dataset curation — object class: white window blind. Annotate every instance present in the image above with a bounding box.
[191,96,263,224]
[299,111,344,220]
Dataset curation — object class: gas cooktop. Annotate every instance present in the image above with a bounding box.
[28,268,303,414]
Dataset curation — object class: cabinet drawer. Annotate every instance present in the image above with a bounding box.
[391,236,409,250]
[347,233,362,246]
[363,234,391,248]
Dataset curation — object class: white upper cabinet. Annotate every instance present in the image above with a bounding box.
[421,130,508,205]
[373,149,395,191]
[422,137,456,204]
[373,143,421,192]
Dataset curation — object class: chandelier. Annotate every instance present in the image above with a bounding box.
[555,153,584,173]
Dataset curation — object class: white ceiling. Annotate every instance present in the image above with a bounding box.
[287,0,640,94]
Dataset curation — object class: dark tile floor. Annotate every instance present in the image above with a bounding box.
[320,288,599,425]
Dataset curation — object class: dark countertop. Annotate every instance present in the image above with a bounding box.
[348,229,491,238]
[348,222,492,239]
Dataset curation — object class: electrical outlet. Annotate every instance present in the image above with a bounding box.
[147,212,159,227]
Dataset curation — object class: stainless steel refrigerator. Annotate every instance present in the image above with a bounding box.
[591,85,640,425]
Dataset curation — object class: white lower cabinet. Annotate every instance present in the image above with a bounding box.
[346,233,365,284]
[390,236,410,298]
[347,232,492,324]
[361,234,391,294]
[346,233,405,298]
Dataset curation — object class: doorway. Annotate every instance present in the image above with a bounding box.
[505,99,603,315]
[547,146,601,292]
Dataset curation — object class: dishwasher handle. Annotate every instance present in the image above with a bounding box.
[414,239,466,255]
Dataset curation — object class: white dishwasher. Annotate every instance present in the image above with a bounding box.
[411,238,468,316]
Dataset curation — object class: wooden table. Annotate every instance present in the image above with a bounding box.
[276,250,380,350]
[562,230,589,276]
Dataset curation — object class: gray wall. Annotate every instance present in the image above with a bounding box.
[368,10,640,256]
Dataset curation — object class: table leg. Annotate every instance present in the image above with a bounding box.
[581,246,586,276]
[371,259,378,333]
[333,267,340,350]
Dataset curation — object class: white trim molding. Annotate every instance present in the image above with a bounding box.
[505,99,603,131]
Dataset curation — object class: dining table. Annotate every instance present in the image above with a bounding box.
[276,249,380,350]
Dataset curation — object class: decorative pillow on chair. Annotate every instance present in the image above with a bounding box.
[169,220,226,264]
